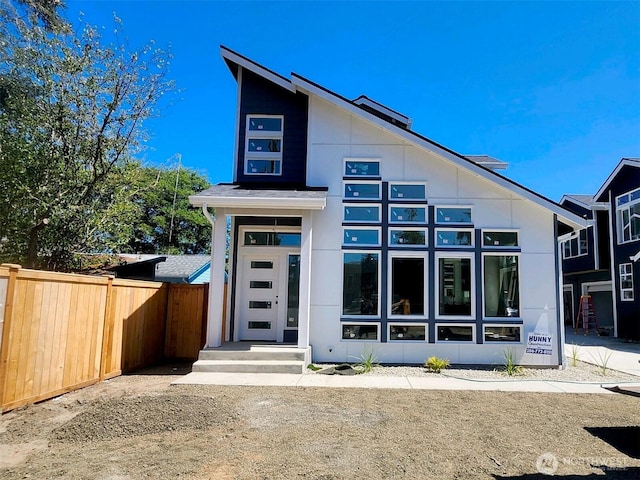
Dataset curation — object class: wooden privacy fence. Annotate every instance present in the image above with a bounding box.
[0,264,214,413]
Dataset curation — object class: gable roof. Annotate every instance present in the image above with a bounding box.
[220,46,587,231]
[594,158,640,202]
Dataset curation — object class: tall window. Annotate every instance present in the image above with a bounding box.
[437,256,473,317]
[616,188,640,244]
[619,263,634,301]
[389,256,425,317]
[342,253,380,316]
[484,255,520,317]
[245,115,283,175]
[562,229,588,259]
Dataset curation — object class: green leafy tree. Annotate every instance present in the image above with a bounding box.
[0,2,175,269]
[124,165,212,255]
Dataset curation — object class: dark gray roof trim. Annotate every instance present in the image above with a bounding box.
[594,158,640,202]
[190,184,328,210]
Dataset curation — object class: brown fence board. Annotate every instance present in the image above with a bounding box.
[0,265,211,412]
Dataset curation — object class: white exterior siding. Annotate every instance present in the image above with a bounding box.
[306,96,560,365]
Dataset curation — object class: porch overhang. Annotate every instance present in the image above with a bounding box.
[189,184,328,211]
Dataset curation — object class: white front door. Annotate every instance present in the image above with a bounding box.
[238,255,280,341]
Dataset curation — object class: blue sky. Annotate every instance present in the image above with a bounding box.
[64,1,639,201]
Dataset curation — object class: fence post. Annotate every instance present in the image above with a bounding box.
[0,264,21,410]
[99,275,115,380]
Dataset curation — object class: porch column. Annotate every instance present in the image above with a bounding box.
[207,208,227,348]
[297,211,313,348]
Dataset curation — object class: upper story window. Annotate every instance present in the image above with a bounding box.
[343,182,382,200]
[562,229,588,259]
[389,183,427,201]
[616,188,640,244]
[435,206,472,225]
[344,159,380,178]
[619,263,634,301]
[389,205,427,224]
[245,115,283,176]
[482,231,519,248]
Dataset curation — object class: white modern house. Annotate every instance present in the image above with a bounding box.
[189,46,587,372]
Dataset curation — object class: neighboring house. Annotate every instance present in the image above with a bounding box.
[189,46,586,366]
[112,254,211,284]
[559,195,613,333]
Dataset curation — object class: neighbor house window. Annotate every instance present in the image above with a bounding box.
[484,325,522,343]
[437,255,474,317]
[343,182,382,200]
[435,207,472,224]
[389,183,427,201]
[561,229,588,259]
[389,229,427,247]
[389,254,426,317]
[388,324,427,341]
[342,252,380,317]
[436,324,474,342]
[616,188,640,244]
[619,263,634,301]
[483,255,520,317]
[342,323,379,340]
[245,115,283,175]
[344,159,380,177]
[389,206,426,224]
[435,229,473,247]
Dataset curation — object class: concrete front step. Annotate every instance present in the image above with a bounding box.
[192,359,306,374]
[198,346,307,362]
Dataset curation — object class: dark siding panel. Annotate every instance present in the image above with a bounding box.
[560,201,592,219]
[596,210,611,270]
[237,70,308,186]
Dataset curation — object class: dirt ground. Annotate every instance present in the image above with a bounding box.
[1,364,639,479]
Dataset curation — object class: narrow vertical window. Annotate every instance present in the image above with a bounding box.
[484,255,520,317]
[620,263,634,301]
[342,253,380,316]
[245,115,284,175]
[390,257,425,316]
[438,256,473,317]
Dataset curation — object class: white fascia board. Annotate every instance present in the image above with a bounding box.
[353,96,412,127]
[631,251,640,262]
[594,159,639,202]
[220,47,295,93]
[189,194,326,210]
[292,74,587,231]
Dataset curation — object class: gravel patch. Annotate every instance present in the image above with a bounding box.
[313,360,639,383]
[52,394,235,443]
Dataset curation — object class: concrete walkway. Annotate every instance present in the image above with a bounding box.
[173,329,640,394]
[173,371,636,394]
[564,327,640,377]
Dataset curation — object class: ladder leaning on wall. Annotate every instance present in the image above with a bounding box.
[574,294,599,336]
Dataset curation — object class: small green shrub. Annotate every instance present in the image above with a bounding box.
[307,364,322,371]
[590,349,613,376]
[355,346,379,374]
[570,345,580,367]
[425,356,450,373]
[502,348,523,376]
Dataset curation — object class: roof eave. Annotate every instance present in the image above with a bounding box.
[220,46,295,93]
[189,194,326,210]
[291,74,586,230]
[594,159,640,202]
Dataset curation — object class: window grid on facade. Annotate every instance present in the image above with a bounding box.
[561,229,588,259]
[616,188,640,244]
[619,263,634,301]
[244,115,283,176]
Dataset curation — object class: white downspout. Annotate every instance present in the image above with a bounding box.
[606,192,619,337]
